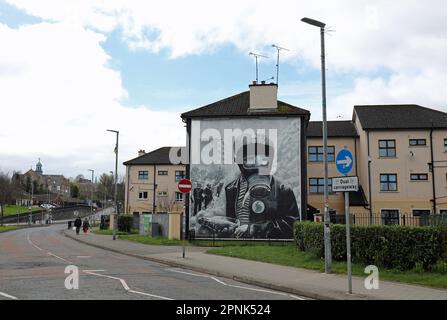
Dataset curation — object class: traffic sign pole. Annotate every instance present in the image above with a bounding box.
[336,149,355,294]
[345,191,352,294]
[177,179,192,259]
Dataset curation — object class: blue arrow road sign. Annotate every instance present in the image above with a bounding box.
[336,149,354,175]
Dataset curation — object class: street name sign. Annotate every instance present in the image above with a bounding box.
[332,176,359,192]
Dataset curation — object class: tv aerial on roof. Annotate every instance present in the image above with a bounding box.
[249,52,269,84]
[272,44,290,86]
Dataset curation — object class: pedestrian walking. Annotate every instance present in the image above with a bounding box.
[74,217,82,235]
[82,218,90,234]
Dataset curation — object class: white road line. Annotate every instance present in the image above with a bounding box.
[76,256,91,258]
[27,234,73,264]
[0,291,19,300]
[83,270,172,300]
[166,268,305,300]
[27,234,43,251]
[47,252,73,264]
[82,269,105,272]
[128,290,173,300]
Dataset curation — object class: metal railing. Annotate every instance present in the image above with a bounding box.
[329,212,447,227]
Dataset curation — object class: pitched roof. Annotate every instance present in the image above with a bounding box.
[307,121,358,138]
[181,91,310,119]
[354,104,447,130]
[123,147,184,166]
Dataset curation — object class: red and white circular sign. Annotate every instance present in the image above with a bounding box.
[178,178,193,193]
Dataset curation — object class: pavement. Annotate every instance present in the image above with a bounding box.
[0,224,305,300]
[64,229,447,300]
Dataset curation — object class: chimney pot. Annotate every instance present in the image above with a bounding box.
[252,80,257,85]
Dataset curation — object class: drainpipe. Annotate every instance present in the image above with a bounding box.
[153,165,157,214]
[430,125,437,214]
[367,130,373,223]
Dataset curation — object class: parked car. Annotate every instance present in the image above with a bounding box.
[40,203,56,210]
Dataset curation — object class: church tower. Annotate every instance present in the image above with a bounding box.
[36,158,43,174]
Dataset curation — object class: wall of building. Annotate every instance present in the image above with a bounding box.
[125,164,185,214]
[307,136,358,214]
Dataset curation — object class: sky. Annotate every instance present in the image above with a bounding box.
[0,0,446,178]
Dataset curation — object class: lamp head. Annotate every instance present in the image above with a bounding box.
[301,17,326,28]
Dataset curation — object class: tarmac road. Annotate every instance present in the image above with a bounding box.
[0,224,306,300]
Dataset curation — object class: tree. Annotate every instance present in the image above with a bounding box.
[70,184,79,198]
[0,172,19,226]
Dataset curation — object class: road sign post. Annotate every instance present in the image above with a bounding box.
[178,178,192,259]
[335,149,356,294]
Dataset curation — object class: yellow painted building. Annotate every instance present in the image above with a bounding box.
[123,147,186,215]
[307,104,447,224]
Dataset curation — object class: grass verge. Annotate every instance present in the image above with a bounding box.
[0,226,19,233]
[2,205,41,217]
[92,229,136,236]
[120,235,184,246]
[207,245,447,289]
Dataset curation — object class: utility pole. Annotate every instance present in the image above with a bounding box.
[107,129,119,240]
[88,169,94,217]
[301,17,332,273]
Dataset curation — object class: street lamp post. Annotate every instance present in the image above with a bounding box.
[88,169,94,217]
[107,129,119,240]
[301,17,332,273]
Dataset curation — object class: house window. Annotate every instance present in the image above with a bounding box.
[309,178,333,194]
[412,209,431,226]
[157,191,168,197]
[444,139,447,152]
[175,171,185,182]
[138,191,148,199]
[380,174,397,191]
[410,173,428,181]
[138,171,149,180]
[175,192,184,201]
[440,209,447,215]
[158,170,168,176]
[379,140,396,157]
[308,146,335,162]
[412,209,431,217]
[409,139,426,146]
[381,210,400,225]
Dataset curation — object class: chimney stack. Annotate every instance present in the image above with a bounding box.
[249,82,278,110]
[138,149,146,157]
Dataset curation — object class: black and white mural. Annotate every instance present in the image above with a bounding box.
[188,117,301,239]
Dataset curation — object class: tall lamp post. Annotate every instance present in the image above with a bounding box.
[107,129,119,240]
[88,169,94,217]
[301,17,332,273]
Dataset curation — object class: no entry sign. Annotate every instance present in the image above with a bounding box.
[178,178,193,193]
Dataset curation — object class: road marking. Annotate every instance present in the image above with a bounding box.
[0,291,19,300]
[82,269,105,272]
[76,256,91,259]
[27,234,44,251]
[47,252,73,264]
[83,270,172,300]
[128,289,174,300]
[27,234,73,264]
[166,268,305,300]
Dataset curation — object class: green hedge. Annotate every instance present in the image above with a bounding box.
[294,221,447,271]
[117,215,133,233]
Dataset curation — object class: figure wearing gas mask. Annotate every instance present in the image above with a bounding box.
[224,140,299,239]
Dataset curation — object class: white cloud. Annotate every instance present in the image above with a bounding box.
[0,22,184,177]
[1,0,447,177]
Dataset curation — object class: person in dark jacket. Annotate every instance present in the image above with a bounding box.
[224,140,299,239]
[203,184,213,209]
[74,217,82,235]
[82,218,90,234]
[192,183,204,216]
